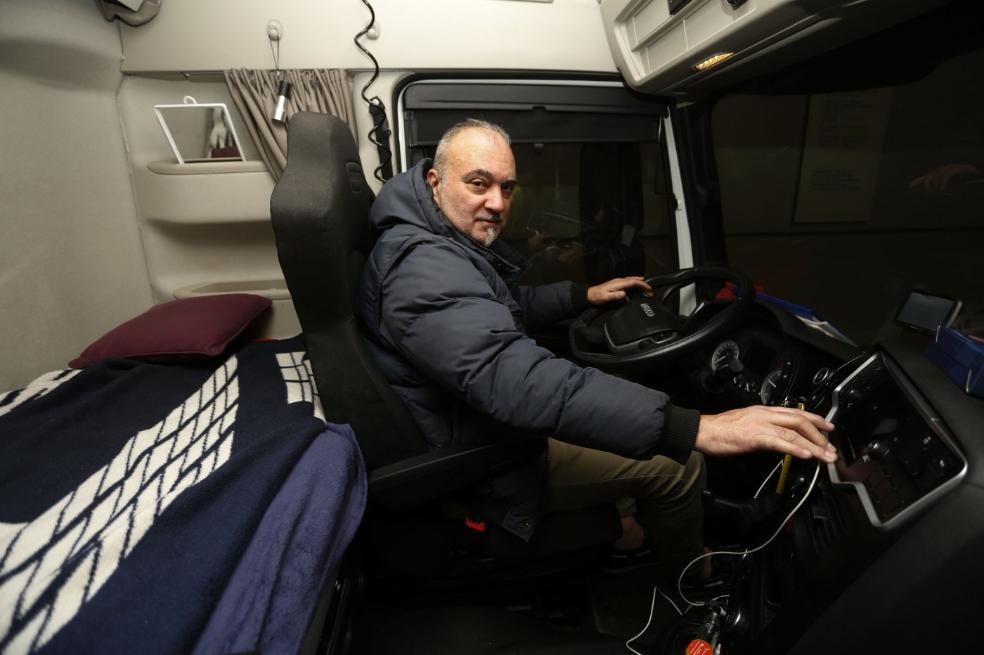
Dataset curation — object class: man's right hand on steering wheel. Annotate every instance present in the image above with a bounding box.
[586,276,652,305]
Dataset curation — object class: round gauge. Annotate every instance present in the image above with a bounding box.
[812,367,832,386]
[760,368,786,405]
[710,340,740,371]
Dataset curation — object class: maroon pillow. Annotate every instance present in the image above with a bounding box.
[69,294,272,368]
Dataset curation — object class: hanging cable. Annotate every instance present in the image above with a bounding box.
[354,0,393,182]
[625,456,787,650]
[268,35,280,74]
[676,461,823,609]
[624,582,683,655]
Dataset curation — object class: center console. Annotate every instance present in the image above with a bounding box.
[825,353,966,529]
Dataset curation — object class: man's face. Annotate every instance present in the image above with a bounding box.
[427,128,517,247]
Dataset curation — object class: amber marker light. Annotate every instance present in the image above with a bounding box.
[693,52,735,71]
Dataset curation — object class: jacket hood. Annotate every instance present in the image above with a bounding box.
[369,158,454,238]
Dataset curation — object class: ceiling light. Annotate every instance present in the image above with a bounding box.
[693,52,735,72]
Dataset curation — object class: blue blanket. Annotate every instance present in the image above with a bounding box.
[0,337,366,654]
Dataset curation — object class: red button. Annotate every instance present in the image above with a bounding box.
[686,639,714,655]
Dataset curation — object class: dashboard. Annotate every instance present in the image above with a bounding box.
[789,334,984,655]
[699,302,970,533]
[826,353,966,530]
[701,306,846,410]
[687,300,984,653]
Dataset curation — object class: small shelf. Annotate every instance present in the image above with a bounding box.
[174,279,290,300]
[148,159,269,175]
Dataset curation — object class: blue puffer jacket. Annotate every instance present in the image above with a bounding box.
[357,159,699,539]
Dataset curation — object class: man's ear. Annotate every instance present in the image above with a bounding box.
[425,168,441,204]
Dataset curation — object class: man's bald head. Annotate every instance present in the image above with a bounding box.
[432,119,512,180]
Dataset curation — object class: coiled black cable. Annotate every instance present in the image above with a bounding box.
[354,0,393,182]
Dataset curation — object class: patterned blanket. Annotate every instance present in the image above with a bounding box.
[0,338,366,655]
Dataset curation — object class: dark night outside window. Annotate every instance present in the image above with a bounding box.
[711,44,984,344]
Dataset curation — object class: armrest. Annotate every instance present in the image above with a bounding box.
[368,438,543,510]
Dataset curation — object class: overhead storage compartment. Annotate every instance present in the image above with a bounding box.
[600,0,952,96]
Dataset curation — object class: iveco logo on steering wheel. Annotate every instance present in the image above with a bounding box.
[640,303,655,318]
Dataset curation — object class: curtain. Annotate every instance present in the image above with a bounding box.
[224,69,357,180]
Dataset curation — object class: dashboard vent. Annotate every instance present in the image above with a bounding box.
[806,482,845,553]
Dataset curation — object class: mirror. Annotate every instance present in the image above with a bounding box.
[154,96,244,164]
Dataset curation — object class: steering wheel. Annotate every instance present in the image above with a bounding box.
[569,267,754,372]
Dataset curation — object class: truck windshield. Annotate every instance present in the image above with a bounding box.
[711,42,984,345]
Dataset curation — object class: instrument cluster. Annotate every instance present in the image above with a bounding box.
[708,330,837,407]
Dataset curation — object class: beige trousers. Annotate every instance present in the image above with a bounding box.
[541,438,706,567]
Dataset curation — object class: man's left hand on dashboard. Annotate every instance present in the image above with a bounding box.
[695,405,838,463]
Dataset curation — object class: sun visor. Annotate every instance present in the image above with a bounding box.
[400,80,668,149]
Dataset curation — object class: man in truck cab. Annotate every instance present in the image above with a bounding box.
[356,118,838,574]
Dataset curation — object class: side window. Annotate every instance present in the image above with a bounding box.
[399,81,677,286]
[504,141,675,285]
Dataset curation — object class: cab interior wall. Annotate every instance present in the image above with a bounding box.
[116,0,617,74]
[1,0,618,391]
[0,0,153,390]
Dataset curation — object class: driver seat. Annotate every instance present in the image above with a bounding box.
[269,112,619,579]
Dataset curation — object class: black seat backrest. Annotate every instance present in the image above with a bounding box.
[270,112,428,469]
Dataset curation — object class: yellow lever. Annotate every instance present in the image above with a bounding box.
[776,402,806,494]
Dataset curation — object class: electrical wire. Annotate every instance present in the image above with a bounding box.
[268,38,281,75]
[353,0,393,182]
[676,461,822,609]
[624,582,683,655]
[754,458,784,499]
[624,456,789,651]
[353,0,379,106]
